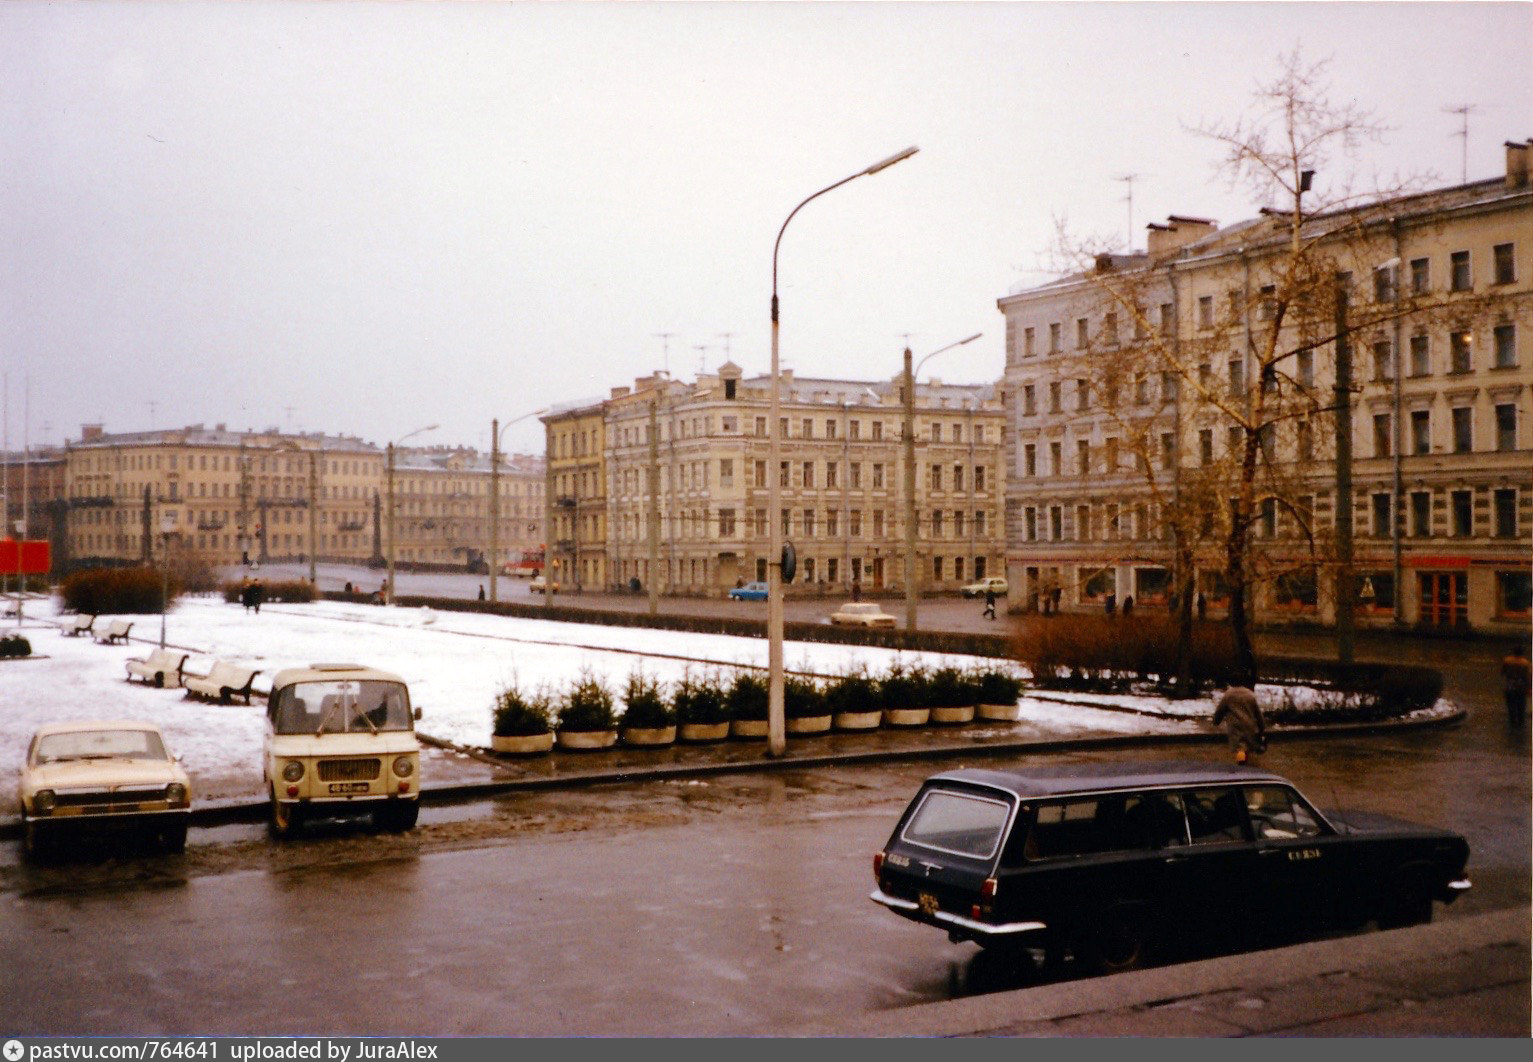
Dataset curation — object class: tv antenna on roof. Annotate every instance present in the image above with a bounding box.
[1116,174,1142,251]
[693,344,711,376]
[716,332,735,361]
[1443,103,1479,183]
[652,333,677,376]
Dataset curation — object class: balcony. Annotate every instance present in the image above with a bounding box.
[555,496,578,509]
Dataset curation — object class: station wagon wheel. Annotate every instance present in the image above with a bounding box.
[1378,872,1434,929]
[21,815,49,861]
[374,801,419,833]
[1085,907,1148,974]
[161,821,187,854]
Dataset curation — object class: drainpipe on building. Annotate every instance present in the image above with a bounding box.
[1391,217,1406,627]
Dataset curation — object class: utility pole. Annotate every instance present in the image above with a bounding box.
[490,418,500,604]
[1334,278,1356,666]
[902,345,919,632]
[647,396,660,615]
[1443,103,1479,183]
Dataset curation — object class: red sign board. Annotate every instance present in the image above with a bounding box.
[0,539,51,574]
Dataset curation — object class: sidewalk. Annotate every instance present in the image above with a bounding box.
[793,906,1530,1037]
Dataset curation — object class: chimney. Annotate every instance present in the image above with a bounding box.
[610,386,631,399]
[1147,215,1217,258]
[80,423,103,442]
[1507,140,1531,190]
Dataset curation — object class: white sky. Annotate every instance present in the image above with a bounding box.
[3,1,1530,456]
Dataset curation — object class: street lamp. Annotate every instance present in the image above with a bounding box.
[273,442,321,590]
[158,512,176,649]
[386,424,438,605]
[902,333,982,632]
[490,408,548,604]
[767,145,919,758]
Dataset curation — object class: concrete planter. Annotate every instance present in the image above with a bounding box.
[977,702,1023,722]
[730,718,770,740]
[621,725,677,747]
[833,710,882,732]
[679,721,730,743]
[930,705,976,725]
[556,729,618,751]
[786,714,832,735]
[883,707,931,728]
[490,732,554,756]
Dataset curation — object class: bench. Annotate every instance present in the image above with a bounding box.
[125,647,191,689]
[61,614,97,638]
[95,619,135,645]
[183,661,262,705]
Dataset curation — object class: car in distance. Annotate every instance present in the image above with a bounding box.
[871,761,1470,974]
[529,575,559,594]
[829,602,897,628]
[960,576,1009,598]
[728,581,769,601]
[17,720,192,858]
[264,663,422,838]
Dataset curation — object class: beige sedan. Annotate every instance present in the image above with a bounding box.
[18,720,192,859]
[829,602,898,628]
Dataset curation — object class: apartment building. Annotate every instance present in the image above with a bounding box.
[998,140,1533,634]
[598,361,1006,597]
[543,401,608,590]
[387,447,545,572]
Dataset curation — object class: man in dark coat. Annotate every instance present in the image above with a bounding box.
[1213,685,1266,764]
[983,588,997,620]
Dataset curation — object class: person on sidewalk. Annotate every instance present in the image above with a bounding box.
[1501,643,1531,730]
[983,588,997,620]
[1213,684,1266,764]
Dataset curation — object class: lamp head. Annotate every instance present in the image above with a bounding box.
[864,146,919,175]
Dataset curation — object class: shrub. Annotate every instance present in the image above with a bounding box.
[621,669,675,728]
[783,676,826,719]
[1,635,33,658]
[492,681,553,737]
[825,669,880,716]
[557,671,617,732]
[1014,614,1236,693]
[976,668,1025,705]
[926,666,970,707]
[222,579,316,604]
[62,567,176,615]
[879,663,921,711]
[725,670,769,721]
[674,671,730,725]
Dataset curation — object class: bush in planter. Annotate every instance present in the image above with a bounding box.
[621,669,675,728]
[975,668,1024,704]
[825,669,880,716]
[558,671,618,732]
[673,671,730,726]
[783,675,827,719]
[492,681,554,737]
[878,663,922,711]
[926,666,971,707]
[726,670,769,722]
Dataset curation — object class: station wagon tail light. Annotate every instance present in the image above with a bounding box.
[873,851,885,879]
[981,877,998,900]
[398,781,410,793]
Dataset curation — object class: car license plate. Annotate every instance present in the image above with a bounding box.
[918,892,940,915]
[328,782,371,794]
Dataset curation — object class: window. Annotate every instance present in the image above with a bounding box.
[1372,492,1393,538]
[779,417,789,439]
[719,459,734,487]
[952,464,964,491]
[1076,378,1090,413]
[849,420,860,440]
[1048,381,1061,413]
[1104,437,1119,472]
[1496,404,1517,451]
[1373,265,1396,303]
[1259,285,1277,320]
[1410,334,1431,376]
[931,423,943,443]
[1244,787,1323,842]
[1493,242,1516,285]
[754,460,767,488]
[1260,498,1276,538]
[1373,413,1392,458]
[974,466,985,491]
[1135,374,1149,405]
[1049,322,1061,353]
[1049,441,1062,477]
[1199,430,1214,466]
[1023,385,1036,415]
[932,556,944,581]
[1296,348,1314,388]
[1159,303,1174,335]
[1411,410,1431,455]
[1076,504,1091,542]
[1161,432,1174,470]
[902,790,1010,859]
[1228,358,1243,395]
[1024,443,1036,477]
[871,463,884,489]
[826,510,838,536]
[1372,339,1394,381]
[849,509,862,536]
[801,418,813,439]
[849,462,861,489]
[1227,426,1242,458]
[1450,329,1472,373]
[1050,506,1063,541]
[825,419,836,440]
[1185,789,1249,844]
[1024,507,1037,541]
[754,416,767,436]
[779,461,789,487]
[1077,439,1091,475]
[1409,257,1429,295]
[974,510,986,535]
[1023,326,1035,357]
[1498,570,1532,618]
[1494,489,1518,538]
[802,509,815,537]
[1197,295,1213,329]
[1452,407,1473,453]
[1103,313,1119,346]
[1494,322,1517,368]
[929,463,943,491]
[1076,318,1089,349]
[718,508,736,536]
[825,462,838,488]
[871,421,883,441]
[1411,491,1431,537]
[1451,489,1473,537]
[802,461,815,488]
[1450,250,1471,291]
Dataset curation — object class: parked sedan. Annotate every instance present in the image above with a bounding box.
[872,761,1470,974]
[960,577,1009,598]
[17,720,193,858]
[829,602,897,628]
[728,581,769,601]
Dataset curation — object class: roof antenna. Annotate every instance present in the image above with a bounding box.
[1443,103,1479,183]
[652,333,677,376]
[716,332,735,364]
[1116,174,1141,252]
[692,344,711,376]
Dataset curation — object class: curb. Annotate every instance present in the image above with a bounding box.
[0,704,1463,839]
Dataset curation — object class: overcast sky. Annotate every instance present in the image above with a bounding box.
[3,1,1529,456]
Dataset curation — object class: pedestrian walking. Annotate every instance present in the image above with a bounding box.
[477,584,486,601]
[250,579,264,614]
[1501,643,1531,730]
[1212,684,1266,764]
[1105,592,1116,615]
[983,588,997,620]
[1122,595,1134,616]
[1197,592,1208,621]
[239,578,253,613]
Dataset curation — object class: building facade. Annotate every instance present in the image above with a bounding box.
[386,446,544,572]
[543,402,608,590]
[997,141,1533,634]
[596,362,1006,597]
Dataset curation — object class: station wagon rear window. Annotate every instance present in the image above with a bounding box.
[901,789,1012,859]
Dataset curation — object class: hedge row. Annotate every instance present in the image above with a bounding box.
[61,567,178,615]
[220,580,317,604]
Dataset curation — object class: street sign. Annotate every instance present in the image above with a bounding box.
[0,540,50,574]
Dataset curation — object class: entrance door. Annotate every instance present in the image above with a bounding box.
[872,557,885,588]
[1418,571,1467,627]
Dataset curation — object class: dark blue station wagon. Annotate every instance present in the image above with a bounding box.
[871,762,1471,973]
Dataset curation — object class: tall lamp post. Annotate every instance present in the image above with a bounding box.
[386,424,438,605]
[902,333,982,632]
[158,512,176,649]
[767,145,918,758]
[274,442,321,590]
[489,408,547,604]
